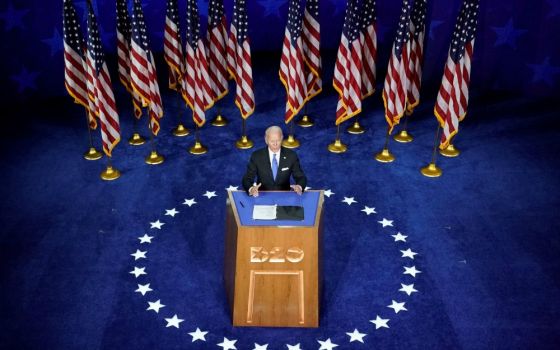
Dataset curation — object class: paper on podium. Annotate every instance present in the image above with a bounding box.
[252,205,277,220]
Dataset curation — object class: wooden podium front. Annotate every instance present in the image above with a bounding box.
[224,190,324,327]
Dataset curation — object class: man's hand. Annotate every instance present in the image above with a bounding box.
[249,183,262,197]
[290,184,303,195]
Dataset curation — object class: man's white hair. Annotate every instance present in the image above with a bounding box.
[265,125,283,139]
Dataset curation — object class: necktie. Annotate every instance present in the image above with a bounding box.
[272,153,278,180]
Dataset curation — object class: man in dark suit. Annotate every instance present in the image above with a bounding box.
[242,126,307,197]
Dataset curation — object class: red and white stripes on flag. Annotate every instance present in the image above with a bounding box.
[333,0,363,125]
[227,0,255,119]
[184,0,214,126]
[279,0,307,124]
[163,0,185,92]
[116,0,142,119]
[302,0,322,98]
[207,0,229,102]
[382,0,412,134]
[63,0,97,129]
[435,0,479,149]
[130,0,163,135]
[406,0,427,114]
[360,0,377,99]
[85,1,120,156]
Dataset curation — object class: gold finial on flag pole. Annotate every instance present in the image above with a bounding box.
[236,118,253,149]
[83,110,103,160]
[282,121,300,148]
[375,129,395,163]
[394,110,414,143]
[420,124,443,177]
[328,124,347,153]
[128,105,146,145]
[347,115,365,134]
[296,104,314,127]
[189,124,208,155]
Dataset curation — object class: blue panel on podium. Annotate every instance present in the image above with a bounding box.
[231,191,320,227]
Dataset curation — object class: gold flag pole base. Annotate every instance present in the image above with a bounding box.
[189,140,208,155]
[84,147,103,160]
[172,123,190,137]
[236,135,254,149]
[393,130,413,143]
[439,144,460,157]
[375,148,395,163]
[128,133,146,146]
[347,120,365,134]
[420,163,442,177]
[211,114,228,126]
[145,150,165,165]
[282,134,300,148]
[296,114,314,127]
[328,138,347,153]
[100,165,121,181]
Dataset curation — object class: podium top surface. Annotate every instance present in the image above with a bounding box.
[230,190,322,227]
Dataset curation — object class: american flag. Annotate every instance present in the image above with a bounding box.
[435,0,479,149]
[116,0,142,119]
[279,0,307,124]
[163,0,185,92]
[85,0,120,156]
[406,0,427,114]
[302,0,322,98]
[333,0,363,125]
[184,0,214,127]
[360,0,377,99]
[207,0,229,102]
[227,0,255,119]
[130,0,164,135]
[63,0,96,129]
[382,0,412,134]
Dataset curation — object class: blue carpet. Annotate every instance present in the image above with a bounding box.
[1,56,560,349]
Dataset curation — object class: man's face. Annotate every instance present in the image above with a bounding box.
[266,131,283,153]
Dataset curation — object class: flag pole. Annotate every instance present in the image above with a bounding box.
[189,123,208,155]
[439,138,460,157]
[211,106,228,127]
[328,124,347,153]
[172,91,190,137]
[394,109,414,143]
[145,109,165,164]
[128,100,146,145]
[236,118,253,149]
[374,128,395,163]
[420,124,442,177]
[282,120,300,149]
[100,153,121,180]
[347,115,365,134]
[296,104,314,127]
[83,109,102,160]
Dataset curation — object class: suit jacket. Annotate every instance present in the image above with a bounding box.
[242,146,307,192]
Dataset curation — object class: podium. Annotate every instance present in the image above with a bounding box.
[224,190,324,327]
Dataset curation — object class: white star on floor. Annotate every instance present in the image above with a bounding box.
[399,283,418,296]
[129,267,146,278]
[403,265,422,277]
[318,338,338,350]
[286,344,302,350]
[188,327,208,342]
[217,337,237,350]
[392,232,407,242]
[342,196,357,205]
[203,191,217,199]
[183,198,197,207]
[131,249,147,260]
[387,300,407,313]
[361,206,377,215]
[378,218,393,227]
[138,234,153,244]
[146,299,165,313]
[324,189,334,197]
[135,283,153,296]
[253,343,268,350]
[346,329,367,343]
[165,208,179,217]
[370,315,390,329]
[165,314,184,328]
[226,185,239,191]
[401,248,418,259]
[150,220,164,229]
